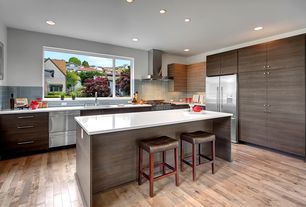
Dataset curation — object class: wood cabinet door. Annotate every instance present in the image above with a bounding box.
[238,71,268,146]
[220,50,238,75]
[238,44,267,73]
[173,64,187,91]
[187,62,206,92]
[267,35,305,71]
[266,67,305,156]
[206,54,220,76]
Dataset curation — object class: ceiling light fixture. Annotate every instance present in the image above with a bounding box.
[184,49,190,52]
[160,9,167,14]
[132,38,139,42]
[184,18,191,23]
[254,26,263,31]
[46,20,56,26]
[126,0,134,3]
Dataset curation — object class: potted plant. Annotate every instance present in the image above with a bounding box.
[71,92,76,100]
[60,92,66,100]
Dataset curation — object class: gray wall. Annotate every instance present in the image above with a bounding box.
[7,28,149,86]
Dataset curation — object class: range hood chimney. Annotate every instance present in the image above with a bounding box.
[143,49,169,80]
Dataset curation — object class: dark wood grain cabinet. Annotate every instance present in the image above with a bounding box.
[239,35,305,73]
[238,34,306,157]
[187,62,206,92]
[206,50,238,76]
[0,113,49,158]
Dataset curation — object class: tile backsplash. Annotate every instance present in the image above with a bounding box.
[0,80,203,109]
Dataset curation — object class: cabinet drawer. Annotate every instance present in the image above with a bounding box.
[0,134,48,153]
[0,112,48,133]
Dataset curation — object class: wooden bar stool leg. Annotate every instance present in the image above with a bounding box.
[198,143,201,165]
[192,143,196,181]
[162,151,166,174]
[174,148,179,186]
[212,140,215,174]
[149,153,154,197]
[180,139,184,172]
[138,147,143,185]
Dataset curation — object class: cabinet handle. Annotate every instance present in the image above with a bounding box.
[266,72,270,75]
[17,141,34,145]
[264,65,266,69]
[17,125,34,129]
[264,72,266,75]
[17,115,34,119]
[267,65,270,68]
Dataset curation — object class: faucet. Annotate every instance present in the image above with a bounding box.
[95,92,98,106]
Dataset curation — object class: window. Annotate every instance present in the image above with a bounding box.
[43,47,133,99]
[49,84,63,92]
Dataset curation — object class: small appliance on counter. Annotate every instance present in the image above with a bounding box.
[15,98,29,109]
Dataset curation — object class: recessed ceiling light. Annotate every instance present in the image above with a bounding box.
[254,26,263,31]
[184,49,190,52]
[46,20,56,26]
[126,0,134,3]
[184,18,191,23]
[160,9,167,14]
[132,38,139,42]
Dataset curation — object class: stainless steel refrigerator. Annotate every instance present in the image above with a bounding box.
[206,74,238,143]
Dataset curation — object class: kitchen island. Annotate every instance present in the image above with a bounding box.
[74,109,232,207]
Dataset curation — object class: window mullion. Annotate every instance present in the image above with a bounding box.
[112,58,116,98]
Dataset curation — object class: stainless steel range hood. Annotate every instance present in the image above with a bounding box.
[142,49,170,80]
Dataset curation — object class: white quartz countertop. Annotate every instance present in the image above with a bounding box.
[0,104,152,115]
[75,109,232,135]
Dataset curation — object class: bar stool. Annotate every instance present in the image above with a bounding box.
[180,131,215,181]
[138,136,179,197]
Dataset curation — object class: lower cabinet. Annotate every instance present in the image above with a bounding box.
[0,113,49,159]
[239,67,305,157]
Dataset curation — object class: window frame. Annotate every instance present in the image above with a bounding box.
[42,46,134,101]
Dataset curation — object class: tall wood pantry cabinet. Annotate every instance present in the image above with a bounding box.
[238,34,306,156]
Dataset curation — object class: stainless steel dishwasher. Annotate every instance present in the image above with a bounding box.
[49,110,80,148]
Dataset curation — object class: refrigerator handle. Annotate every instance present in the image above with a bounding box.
[216,86,219,111]
[221,87,223,111]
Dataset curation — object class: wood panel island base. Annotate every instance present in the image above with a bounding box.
[74,109,232,207]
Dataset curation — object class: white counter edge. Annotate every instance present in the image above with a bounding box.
[75,109,232,136]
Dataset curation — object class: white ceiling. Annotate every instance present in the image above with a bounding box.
[0,0,306,56]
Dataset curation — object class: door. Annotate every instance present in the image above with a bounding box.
[267,35,305,71]
[206,54,220,76]
[238,43,267,73]
[239,71,268,146]
[267,67,305,156]
[220,75,237,142]
[205,76,220,112]
[220,50,238,75]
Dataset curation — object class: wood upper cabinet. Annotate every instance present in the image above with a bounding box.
[220,50,238,75]
[267,35,305,70]
[239,71,268,146]
[266,67,305,156]
[168,63,187,91]
[239,34,305,73]
[207,50,237,76]
[206,54,220,76]
[238,43,267,73]
[187,62,206,92]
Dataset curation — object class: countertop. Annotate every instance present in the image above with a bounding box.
[75,109,232,135]
[0,104,152,115]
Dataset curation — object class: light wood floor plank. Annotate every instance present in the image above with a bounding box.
[0,144,306,207]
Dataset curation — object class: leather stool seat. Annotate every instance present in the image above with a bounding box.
[140,136,179,153]
[181,131,215,144]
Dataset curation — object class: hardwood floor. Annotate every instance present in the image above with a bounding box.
[1,144,306,207]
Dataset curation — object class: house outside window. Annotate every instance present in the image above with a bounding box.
[43,47,134,99]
